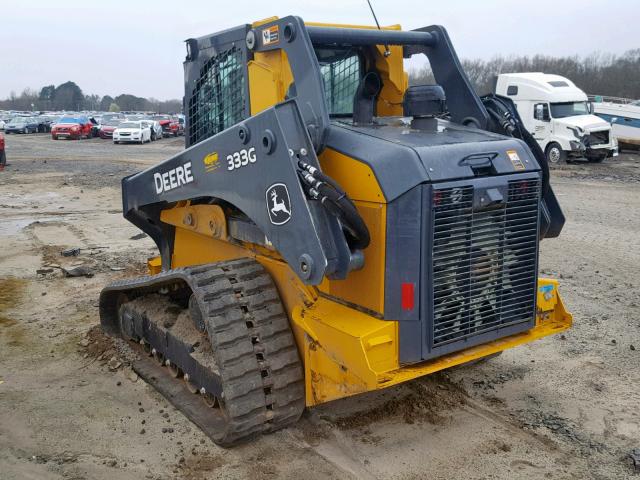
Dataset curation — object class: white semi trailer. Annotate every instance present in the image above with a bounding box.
[495,73,618,164]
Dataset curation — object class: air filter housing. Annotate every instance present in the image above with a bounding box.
[403,85,446,118]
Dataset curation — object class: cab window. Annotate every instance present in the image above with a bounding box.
[533,103,550,121]
[315,48,362,116]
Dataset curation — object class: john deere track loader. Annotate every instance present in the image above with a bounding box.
[100,16,572,446]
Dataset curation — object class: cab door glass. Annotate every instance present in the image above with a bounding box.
[534,103,550,121]
[532,103,550,139]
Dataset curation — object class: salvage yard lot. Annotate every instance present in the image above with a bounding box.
[0,134,639,479]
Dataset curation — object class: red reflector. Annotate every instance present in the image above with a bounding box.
[401,282,415,311]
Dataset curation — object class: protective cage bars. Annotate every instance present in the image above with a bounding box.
[427,177,541,355]
[319,51,362,115]
[187,47,246,147]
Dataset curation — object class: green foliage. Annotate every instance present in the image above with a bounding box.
[0,82,182,113]
[100,95,115,111]
[52,81,84,110]
[114,94,147,112]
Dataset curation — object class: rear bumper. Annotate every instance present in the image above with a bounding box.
[299,277,572,406]
[379,278,571,388]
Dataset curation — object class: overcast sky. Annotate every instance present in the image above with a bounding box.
[2,1,639,100]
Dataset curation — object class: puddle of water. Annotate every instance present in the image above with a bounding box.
[0,217,57,236]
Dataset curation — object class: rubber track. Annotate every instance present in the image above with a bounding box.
[100,258,305,446]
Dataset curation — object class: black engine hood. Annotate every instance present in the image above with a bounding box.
[325,119,540,202]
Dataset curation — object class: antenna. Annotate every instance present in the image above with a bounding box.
[366,0,391,57]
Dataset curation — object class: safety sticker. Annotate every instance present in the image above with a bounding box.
[507,149,526,171]
[262,25,280,46]
[266,183,291,225]
[539,284,554,294]
[203,152,220,173]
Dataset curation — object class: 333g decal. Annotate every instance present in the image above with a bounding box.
[227,147,257,171]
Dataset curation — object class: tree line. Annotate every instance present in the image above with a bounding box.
[410,49,640,99]
[0,81,182,113]
[5,50,638,114]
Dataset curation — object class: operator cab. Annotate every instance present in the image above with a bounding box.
[313,44,449,127]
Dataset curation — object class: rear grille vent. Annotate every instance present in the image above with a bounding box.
[430,179,540,349]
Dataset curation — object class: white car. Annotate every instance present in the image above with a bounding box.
[141,120,163,141]
[0,119,5,130]
[113,121,151,144]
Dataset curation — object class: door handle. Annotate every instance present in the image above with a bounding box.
[458,152,498,169]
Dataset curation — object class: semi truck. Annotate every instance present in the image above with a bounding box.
[495,73,618,164]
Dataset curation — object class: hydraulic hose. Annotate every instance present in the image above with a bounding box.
[297,161,370,250]
[482,94,551,196]
[316,182,370,250]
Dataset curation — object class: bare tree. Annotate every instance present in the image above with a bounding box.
[410,49,640,99]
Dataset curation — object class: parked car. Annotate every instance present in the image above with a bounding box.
[98,119,121,139]
[51,116,94,140]
[141,120,162,141]
[34,116,53,133]
[5,117,39,134]
[0,119,6,130]
[151,115,180,137]
[113,121,151,144]
[89,117,100,137]
[43,115,61,129]
[101,113,124,124]
[0,132,5,168]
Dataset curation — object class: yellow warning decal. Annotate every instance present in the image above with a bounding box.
[507,149,526,171]
[262,25,280,46]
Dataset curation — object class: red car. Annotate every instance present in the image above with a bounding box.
[0,132,5,168]
[99,120,121,139]
[51,116,93,140]
[152,115,181,137]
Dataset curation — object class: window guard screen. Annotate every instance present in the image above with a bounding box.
[187,47,245,146]
[318,50,362,116]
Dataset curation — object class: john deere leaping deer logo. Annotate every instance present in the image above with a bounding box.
[266,183,291,225]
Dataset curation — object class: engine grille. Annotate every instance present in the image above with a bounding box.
[430,179,540,349]
[587,130,609,146]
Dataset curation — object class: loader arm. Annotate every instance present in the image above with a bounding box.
[121,100,352,284]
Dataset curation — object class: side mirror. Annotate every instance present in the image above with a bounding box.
[588,101,594,114]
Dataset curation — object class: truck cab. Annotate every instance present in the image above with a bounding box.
[495,73,618,163]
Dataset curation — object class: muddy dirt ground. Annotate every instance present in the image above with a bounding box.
[1,134,639,479]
